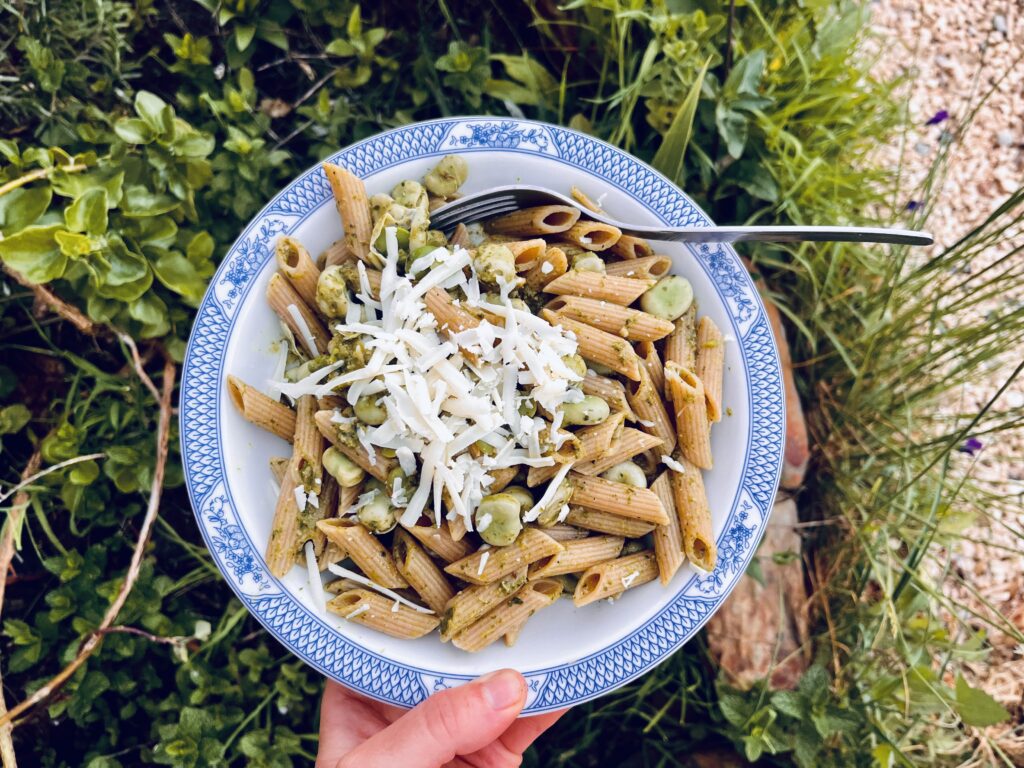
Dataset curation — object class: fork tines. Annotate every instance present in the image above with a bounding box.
[430,195,520,234]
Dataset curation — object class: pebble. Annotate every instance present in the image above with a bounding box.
[997,130,1014,147]
[993,14,1008,34]
[914,141,931,155]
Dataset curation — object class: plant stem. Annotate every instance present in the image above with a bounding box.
[0,163,86,198]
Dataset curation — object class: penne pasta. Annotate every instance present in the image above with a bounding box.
[526,412,625,487]
[403,521,475,563]
[649,472,684,584]
[695,316,725,423]
[663,304,697,375]
[393,528,456,613]
[570,186,604,214]
[568,472,670,525]
[604,255,671,281]
[269,455,290,485]
[317,394,347,411]
[503,618,528,647]
[265,459,303,578]
[538,524,591,542]
[266,274,329,357]
[573,550,658,607]
[323,162,373,264]
[487,466,519,494]
[582,372,635,419]
[607,234,654,261]
[487,206,580,237]
[540,309,641,381]
[449,222,470,248]
[664,363,713,469]
[448,511,468,542]
[451,579,562,652]
[322,238,351,268]
[275,235,320,310]
[561,221,621,252]
[572,428,664,476]
[444,528,563,585]
[564,507,656,538]
[227,375,295,443]
[528,535,624,578]
[504,238,548,272]
[625,365,677,456]
[316,519,409,589]
[636,340,665,395]
[313,410,395,482]
[439,568,528,642]
[545,296,674,342]
[542,270,656,305]
[669,455,717,572]
[328,589,439,639]
[524,246,568,290]
[424,286,481,336]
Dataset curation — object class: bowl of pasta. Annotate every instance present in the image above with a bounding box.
[181,117,786,713]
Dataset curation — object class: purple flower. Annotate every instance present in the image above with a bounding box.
[906,200,920,211]
[958,437,983,456]
[926,110,950,126]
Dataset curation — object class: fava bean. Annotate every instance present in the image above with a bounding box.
[572,253,606,273]
[424,155,469,198]
[560,394,610,426]
[601,461,647,488]
[472,243,516,286]
[535,477,575,527]
[354,395,387,426]
[322,447,365,487]
[315,265,349,318]
[373,223,410,254]
[502,485,534,513]
[588,361,615,376]
[640,275,694,321]
[562,354,587,379]
[357,489,397,533]
[391,180,428,209]
[476,493,523,547]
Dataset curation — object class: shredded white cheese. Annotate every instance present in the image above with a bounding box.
[293,485,307,512]
[344,604,371,620]
[637,419,656,427]
[477,550,491,577]
[621,570,640,589]
[327,563,434,613]
[541,261,554,274]
[391,599,401,613]
[304,541,326,614]
[661,454,685,473]
[286,304,318,357]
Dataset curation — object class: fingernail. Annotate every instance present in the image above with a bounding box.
[478,669,524,710]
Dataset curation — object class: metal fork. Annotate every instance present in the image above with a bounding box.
[430,184,933,246]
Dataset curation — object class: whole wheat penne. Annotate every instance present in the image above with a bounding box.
[582,372,634,419]
[637,340,665,394]
[542,270,655,305]
[393,528,456,613]
[323,163,373,264]
[275,236,320,309]
[424,286,481,361]
[227,375,295,443]
[403,521,475,563]
[338,483,361,515]
[300,472,335,562]
[266,274,328,357]
[451,579,563,652]
[266,459,302,577]
[604,255,671,280]
[504,618,528,647]
[528,535,625,578]
[487,466,518,494]
[524,246,568,290]
[503,238,547,272]
[546,296,674,342]
[625,365,677,456]
[564,507,656,537]
[649,472,684,585]
[538,524,591,542]
[317,488,354,569]
[328,589,439,639]
[318,394,346,411]
[322,238,351,268]
[341,263,381,299]
[313,410,395,482]
[669,454,716,571]
[449,222,470,248]
[444,528,563,585]
[573,428,664,476]
[562,221,621,252]
[269,455,290,485]
[316,519,408,589]
[293,395,324,476]
[664,363,713,469]
[573,550,658,607]
[695,316,725,423]
[570,186,604,214]
[568,472,669,525]
[664,304,697,375]
[540,309,641,381]
[439,568,528,642]
[526,412,625,487]
[487,206,580,237]
[448,511,468,542]
[607,234,654,261]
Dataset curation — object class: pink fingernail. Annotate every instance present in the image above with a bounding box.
[479,669,524,710]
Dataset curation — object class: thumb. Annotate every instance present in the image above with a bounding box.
[336,669,526,768]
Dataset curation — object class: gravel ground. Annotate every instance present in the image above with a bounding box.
[869,1,1023,762]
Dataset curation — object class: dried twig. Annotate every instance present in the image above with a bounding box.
[0,164,86,199]
[0,452,40,768]
[0,355,175,729]
[116,332,161,402]
[2,267,96,336]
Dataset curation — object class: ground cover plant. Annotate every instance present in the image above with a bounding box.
[0,1,1021,765]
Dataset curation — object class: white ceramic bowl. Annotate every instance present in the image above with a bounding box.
[181,117,785,713]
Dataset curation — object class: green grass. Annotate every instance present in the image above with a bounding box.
[0,1,1021,765]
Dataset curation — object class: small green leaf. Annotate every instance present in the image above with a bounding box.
[725,49,767,97]
[122,187,179,217]
[68,460,100,485]
[955,675,1010,727]
[0,185,52,233]
[346,5,362,38]
[114,118,155,145]
[0,366,15,399]
[652,57,711,185]
[54,230,95,257]
[64,188,108,235]
[171,131,215,158]
[0,404,31,434]
[0,224,67,282]
[134,91,174,136]
[234,23,256,51]
[325,38,356,56]
[152,252,206,302]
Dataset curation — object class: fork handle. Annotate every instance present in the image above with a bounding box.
[619,225,933,247]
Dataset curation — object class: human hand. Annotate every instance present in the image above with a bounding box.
[316,669,565,768]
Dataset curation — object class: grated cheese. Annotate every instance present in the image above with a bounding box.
[328,563,435,613]
[286,304,318,357]
[345,604,371,620]
[304,541,326,614]
[661,454,685,473]
[477,550,491,577]
[621,570,640,589]
[293,485,307,512]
